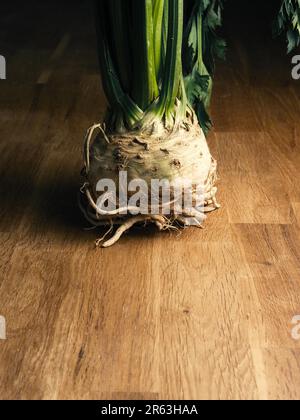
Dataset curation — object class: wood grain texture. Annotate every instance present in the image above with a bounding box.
[0,0,300,400]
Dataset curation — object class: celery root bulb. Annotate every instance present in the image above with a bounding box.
[80,119,220,247]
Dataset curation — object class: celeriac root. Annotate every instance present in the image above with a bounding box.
[100,215,171,248]
[80,119,220,247]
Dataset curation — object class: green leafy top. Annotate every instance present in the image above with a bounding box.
[183,0,225,133]
[276,0,300,52]
[95,0,225,134]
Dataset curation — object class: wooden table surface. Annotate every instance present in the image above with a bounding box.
[0,0,300,400]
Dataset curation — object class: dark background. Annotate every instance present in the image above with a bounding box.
[0,0,295,132]
[0,0,293,85]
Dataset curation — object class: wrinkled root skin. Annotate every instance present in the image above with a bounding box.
[80,121,220,248]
